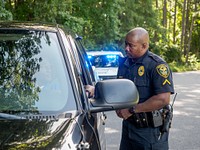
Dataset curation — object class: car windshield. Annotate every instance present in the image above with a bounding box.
[0,29,76,113]
[88,54,120,68]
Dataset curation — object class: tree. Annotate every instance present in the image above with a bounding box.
[118,0,163,51]
[185,0,199,62]
[72,0,122,49]
[181,0,187,52]
[163,0,167,28]
[0,0,12,20]
[1,0,200,67]
[173,0,177,44]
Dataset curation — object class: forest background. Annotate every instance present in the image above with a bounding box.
[0,0,199,72]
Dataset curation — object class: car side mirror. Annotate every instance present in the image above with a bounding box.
[89,79,139,113]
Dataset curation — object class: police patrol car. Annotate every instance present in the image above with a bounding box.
[87,51,124,80]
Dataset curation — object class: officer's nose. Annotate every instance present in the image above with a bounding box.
[125,46,130,52]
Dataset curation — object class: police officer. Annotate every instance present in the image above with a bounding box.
[116,27,174,150]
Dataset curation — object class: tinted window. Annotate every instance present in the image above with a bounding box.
[0,30,76,113]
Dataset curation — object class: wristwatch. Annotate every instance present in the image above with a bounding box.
[129,105,136,114]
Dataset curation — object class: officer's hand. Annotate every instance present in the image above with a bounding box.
[116,110,123,118]
[84,85,95,98]
[119,109,132,120]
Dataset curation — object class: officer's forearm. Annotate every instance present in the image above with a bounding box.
[134,92,170,113]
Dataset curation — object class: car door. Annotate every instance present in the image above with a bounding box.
[75,38,107,150]
[58,25,106,149]
[75,37,107,150]
[59,28,106,149]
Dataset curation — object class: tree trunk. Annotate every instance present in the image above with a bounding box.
[184,0,190,59]
[181,0,187,53]
[156,0,158,8]
[163,0,167,27]
[186,0,197,63]
[153,0,159,42]
[173,0,177,44]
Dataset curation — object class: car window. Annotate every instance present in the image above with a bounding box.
[75,40,95,85]
[0,29,76,113]
[60,32,95,85]
[59,30,91,109]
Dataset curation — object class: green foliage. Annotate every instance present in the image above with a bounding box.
[0,0,200,71]
[186,53,200,69]
[149,43,166,57]
[169,53,200,72]
[119,0,159,32]
[0,1,12,20]
[57,11,89,34]
[163,45,182,63]
[72,0,122,48]
[190,17,200,58]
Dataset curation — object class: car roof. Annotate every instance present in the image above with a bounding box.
[0,21,73,35]
[87,51,124,57]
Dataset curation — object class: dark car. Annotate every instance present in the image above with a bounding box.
[0,22,139,150]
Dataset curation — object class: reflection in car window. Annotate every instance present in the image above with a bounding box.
[0,30,76,112]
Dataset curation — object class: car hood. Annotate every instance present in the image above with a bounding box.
[0,118,76,149]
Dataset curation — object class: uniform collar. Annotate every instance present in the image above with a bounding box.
[124,50,149,67]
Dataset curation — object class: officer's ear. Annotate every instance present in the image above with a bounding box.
[142,43,148,49]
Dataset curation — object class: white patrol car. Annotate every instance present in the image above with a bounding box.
[87,51,124,80]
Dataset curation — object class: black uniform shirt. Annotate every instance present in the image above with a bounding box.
[117,50,174,103]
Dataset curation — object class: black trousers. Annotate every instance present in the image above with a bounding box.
[120,120,169,150]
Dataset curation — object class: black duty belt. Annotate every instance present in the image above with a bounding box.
[127,110,163,128]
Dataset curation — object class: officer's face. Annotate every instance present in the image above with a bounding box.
[125,35,145,58]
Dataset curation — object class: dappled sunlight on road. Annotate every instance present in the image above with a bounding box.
[105,111,122,150]
[173,110,190,116]
[194,115,200,119]
[105,127,119,134]
[169,71,200,150]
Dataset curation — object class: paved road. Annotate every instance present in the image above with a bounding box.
[104,71,200,150]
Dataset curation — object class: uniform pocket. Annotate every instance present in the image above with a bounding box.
[135,78,148,87]
[135,79,151,100]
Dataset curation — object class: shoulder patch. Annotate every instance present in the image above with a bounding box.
[156,64,170,78]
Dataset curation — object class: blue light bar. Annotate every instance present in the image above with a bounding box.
[88,55,92,59]
[106,55,117,59]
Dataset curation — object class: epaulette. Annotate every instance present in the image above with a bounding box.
[148,51,166,63]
